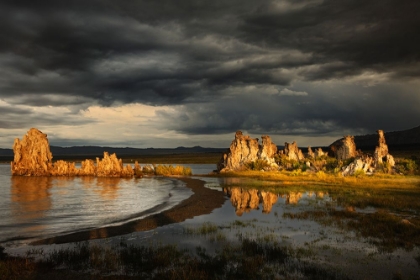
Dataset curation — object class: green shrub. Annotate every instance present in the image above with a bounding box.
[245,159,271,171]
[353,169,365,177]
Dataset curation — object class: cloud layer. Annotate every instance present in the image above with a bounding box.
[1,0,419,148]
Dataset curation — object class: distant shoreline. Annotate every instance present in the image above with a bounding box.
[0,152,222,164]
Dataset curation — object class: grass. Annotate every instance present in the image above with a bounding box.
[283,208,420,252]
[154,165,192,176]
[0,237,349,280]
[214,170,420,189]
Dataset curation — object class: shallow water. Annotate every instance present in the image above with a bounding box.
[2,166,420,279]
[0,163,214,246]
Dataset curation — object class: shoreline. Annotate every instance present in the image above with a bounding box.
[30,177,226,245]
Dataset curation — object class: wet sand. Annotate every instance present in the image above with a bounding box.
[31,177,226,245]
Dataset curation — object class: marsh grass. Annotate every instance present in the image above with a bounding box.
[184,222,219,235]
[0,238,348,280]
[216,170,420,191]
[154,165,192,176]
[283,209,420,252]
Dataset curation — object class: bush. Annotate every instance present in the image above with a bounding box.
[396,159,418,175]
[154,165,192,176]
[353,169,365,177]
[245,159,271,171]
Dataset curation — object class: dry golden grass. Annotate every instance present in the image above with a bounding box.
[216,170,420,190]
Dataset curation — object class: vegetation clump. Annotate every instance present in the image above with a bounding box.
[154,164,192,176]
[0,239,347,280]
[244,159,271,171]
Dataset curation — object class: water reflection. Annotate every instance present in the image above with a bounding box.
[11,176,52,233]
[224,187,279,216]
[95,177,122,200]
[224,187,331,216]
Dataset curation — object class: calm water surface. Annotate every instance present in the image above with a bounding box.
[0,163,215,245]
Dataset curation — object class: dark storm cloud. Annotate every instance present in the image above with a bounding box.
[156,83,420,137]
[239,0,420,78]
[1,0,419,140]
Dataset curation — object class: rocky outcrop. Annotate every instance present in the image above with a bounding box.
[281,141,304,161]
[96,152,134,177]
[11,128,134,177]
[307,146,314,158]
[218,131,278,172]
[329,136,357,161]
[342,155,375,176]
[341,130,395,176]
[374,130,395,168]
[11,128,53,176]
[258,135,278,165]
[314,148,326,158]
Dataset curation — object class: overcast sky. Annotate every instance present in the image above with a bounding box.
[1,0,419,148]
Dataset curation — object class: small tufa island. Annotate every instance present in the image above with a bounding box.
[11,128,141,177]
[217,130,397,176]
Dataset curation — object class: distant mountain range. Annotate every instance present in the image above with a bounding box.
[1,125,419,160]
[0,145,227,159]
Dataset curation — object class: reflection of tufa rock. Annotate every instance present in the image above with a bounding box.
[218,131,278,172]
[11,128,134,177]
[224,187,278,215]
[329,135,357,160]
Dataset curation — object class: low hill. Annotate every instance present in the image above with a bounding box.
[354,125,420,151]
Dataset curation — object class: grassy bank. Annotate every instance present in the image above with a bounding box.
[214,170,420,189]
[0,237,348,280]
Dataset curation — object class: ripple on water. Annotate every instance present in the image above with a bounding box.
[0,163,192,246]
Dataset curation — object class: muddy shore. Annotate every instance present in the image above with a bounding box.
[31,177,226,245]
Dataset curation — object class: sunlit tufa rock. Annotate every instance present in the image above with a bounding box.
[218,131,279,172]
[11,128,53,176]
[11,128,134,177]
[329,135,357,161]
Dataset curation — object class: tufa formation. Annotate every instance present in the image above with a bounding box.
[219,129,397,176]
[217,131,278,172]
[11,128,135,177]
[328,135,357,160]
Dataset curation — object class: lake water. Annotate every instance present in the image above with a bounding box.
[0,163,215,246]
[1,163,419,279]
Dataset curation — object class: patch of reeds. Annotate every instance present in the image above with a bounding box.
[154,165,192,176]
[216,170,420,189]
[283,208,420,252]
[0,238,349,280]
